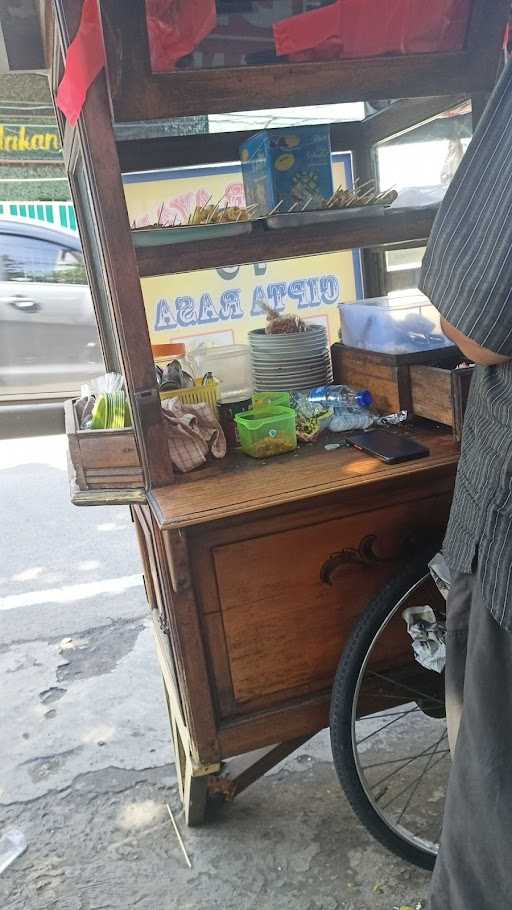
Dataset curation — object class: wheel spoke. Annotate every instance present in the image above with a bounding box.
[395,729,447,824]
[357,706,420,745]
[368,738,449,789]
[368,670,444,706]
[379,737,449,812]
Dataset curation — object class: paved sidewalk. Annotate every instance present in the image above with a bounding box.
[0,435,429,909]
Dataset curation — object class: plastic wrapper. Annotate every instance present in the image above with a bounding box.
[274,0,471,63]
[56,0,105,125]
[76,373,125,429]
[292,392,332,442]
[429,552,452,601]
[402,606,446,674]
[329,408,408,433]
[146,0,217,72]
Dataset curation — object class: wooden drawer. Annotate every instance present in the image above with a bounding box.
[410,363,474,442]
[65,398,144,492]
[195,491,451,718]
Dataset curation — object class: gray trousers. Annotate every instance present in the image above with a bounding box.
[430,571,512,909]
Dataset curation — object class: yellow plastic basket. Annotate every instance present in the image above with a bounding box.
[160,382,219,417]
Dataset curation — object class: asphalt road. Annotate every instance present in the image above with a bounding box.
[0,433,430,910]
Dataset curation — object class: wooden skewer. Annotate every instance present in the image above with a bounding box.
[157,202,165,226]
[166,804,192,869]
[206,199,222,224]
[266,199,284,217]
[301,194,314,211]
[288,201,299,212]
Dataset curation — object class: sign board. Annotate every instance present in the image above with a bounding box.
[123,154,363,352]
[0,123,62,160]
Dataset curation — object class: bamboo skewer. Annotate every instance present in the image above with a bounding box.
[166,804,192,869]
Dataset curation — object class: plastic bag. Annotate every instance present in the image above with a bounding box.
[56,0,105,125]
[146,0,217,72]
[329,408,408,433]
[402,606,446,674]
[274,0,471,62]
[292,393,332,442]
[77,373,125,429]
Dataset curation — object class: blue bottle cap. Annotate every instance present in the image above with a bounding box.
[356,390,373,408]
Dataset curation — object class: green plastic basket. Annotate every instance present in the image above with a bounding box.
[234,405,297,459]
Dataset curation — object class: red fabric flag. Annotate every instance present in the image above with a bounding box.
[146,0,217,73]
[56,0,106,126]
[274,0,472,62]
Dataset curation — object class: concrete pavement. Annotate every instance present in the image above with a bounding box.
[0,434,429,909]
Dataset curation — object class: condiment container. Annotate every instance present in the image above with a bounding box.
[197,345,252,402]
[235,406,297,459]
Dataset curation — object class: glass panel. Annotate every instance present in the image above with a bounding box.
[0,218,103,402]
[145,0,471,73]
[376,101,472,206]
[72,158,120,375]
[115,103,365,140]
[383,246,426,296]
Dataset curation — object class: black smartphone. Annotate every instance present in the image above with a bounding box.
[346,429,430,464]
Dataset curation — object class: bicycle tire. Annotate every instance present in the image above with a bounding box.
[330,549,444,871]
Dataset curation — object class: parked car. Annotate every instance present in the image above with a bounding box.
[0,219,103,403]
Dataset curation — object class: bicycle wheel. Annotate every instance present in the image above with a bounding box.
[330,552,449,870]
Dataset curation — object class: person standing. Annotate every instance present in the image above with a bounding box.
[419,57,512,910]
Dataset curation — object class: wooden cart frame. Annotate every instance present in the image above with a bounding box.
[46,0,508,824]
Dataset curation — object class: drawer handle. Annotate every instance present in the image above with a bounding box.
[320,534,416,585]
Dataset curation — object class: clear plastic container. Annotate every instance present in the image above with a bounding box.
[339,293,451,355]
[234,406,297,458]
[196,345,253,403]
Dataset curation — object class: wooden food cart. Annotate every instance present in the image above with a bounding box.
[47,0,507,831]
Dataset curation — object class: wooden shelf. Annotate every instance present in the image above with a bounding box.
[102,0,509,122]
[135,206,438,277]
[148,425,458,531]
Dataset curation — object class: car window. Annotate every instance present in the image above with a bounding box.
[0,232,86,284]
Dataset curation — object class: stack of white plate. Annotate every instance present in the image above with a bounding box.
[249,325,333,392]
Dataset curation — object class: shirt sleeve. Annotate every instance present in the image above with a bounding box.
[419,60,512,357]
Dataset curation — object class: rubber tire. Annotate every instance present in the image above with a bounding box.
[330,549,443,871]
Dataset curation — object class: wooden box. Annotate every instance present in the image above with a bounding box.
[410,363,474,442]
[332,343,474,440]
[331,342,461,413]
[64,399,144,491]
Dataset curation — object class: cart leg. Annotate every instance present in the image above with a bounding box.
[162,677,216,826]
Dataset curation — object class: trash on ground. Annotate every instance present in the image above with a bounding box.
[0,829,27,875]
[402,605,446,673]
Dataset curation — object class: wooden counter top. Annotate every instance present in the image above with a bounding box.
[149,425,459,531]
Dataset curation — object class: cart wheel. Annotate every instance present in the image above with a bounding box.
[330,551,449,870]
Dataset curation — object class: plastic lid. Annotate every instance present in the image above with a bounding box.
[151,343,186,358]
[356,390,373,408]
[218,388,253,404]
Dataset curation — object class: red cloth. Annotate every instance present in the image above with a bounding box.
[146,0,217,72]
[56,0,105,126]
[274,0,472,61]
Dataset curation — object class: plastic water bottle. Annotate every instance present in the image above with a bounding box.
[0,829,27,874]
[308,385,373,410]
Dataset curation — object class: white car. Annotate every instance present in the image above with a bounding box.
[0,219,103,403]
